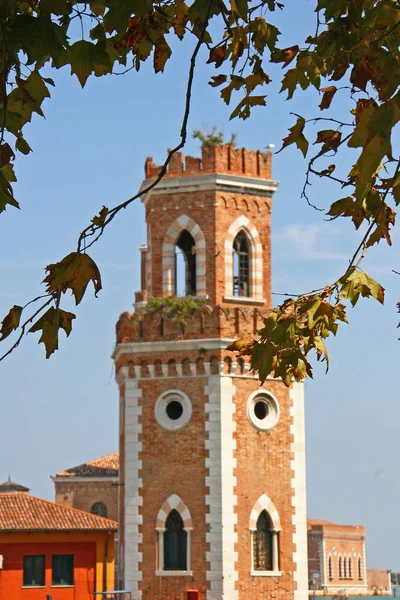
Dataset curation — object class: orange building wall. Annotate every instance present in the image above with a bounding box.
[0,532,115,600]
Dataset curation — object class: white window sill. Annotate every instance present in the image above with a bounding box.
[223,296,266,305]
[155,570,193,577]
[251,570,282,577]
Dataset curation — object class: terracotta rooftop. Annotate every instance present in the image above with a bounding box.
[308,518,364,532]
[0,493,118,532]
[55,451,119,478]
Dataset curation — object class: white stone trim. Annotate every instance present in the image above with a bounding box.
[246,390,280,432]
[140,173,278,205]
[162,214,206,296]
[249,493,281,531]
[154,390,192,431]
[225,215,263,299]
[120,371,143,600]
[113,338,235,360]
[250,570,282,577]
[205,376,238,600]
[51,476,118,483]
[223,296,266,305]
[290,382,308,600]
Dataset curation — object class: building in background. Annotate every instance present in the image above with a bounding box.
[52,452,119,521]
[0,482,117,600]
[113,144,308,599]
[308,519,391,597]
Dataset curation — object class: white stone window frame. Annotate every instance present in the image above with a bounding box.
[246,389,280,432]
[154,390,192,431]
[249,493,282,577]
[224,215,263,300]
[155,493,193,577]
[162,214,206,297]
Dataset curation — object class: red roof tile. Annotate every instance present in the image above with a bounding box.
[0,493,118,532]
[56,451,119,478]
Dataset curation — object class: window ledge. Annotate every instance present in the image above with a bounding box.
[155,570,193,577]
[22,586,46,589]
[251,570,282,577]
[224,296,266,305]
[51,585,74,588]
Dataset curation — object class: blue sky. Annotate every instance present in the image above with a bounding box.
[0,1,399,569]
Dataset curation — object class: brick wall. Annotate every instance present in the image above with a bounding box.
[54,479,118,521]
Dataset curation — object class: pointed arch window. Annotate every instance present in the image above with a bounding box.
[233,231,250,297]
[348,555,353,579]
[343,555,348,579]
[328,554,333,580]
[339,556,343,579]
[91,501,107,518]
[175,230,196,296]
[251,510,280,575]
[358,555,363,579]
[253,511,273,571]
[163,510,187,571]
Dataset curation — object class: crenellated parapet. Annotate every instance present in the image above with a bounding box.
[145,144,272,181]
[115,304,267,344]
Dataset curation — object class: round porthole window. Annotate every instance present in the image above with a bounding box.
[247,390,279,431]
[155,390,192,431]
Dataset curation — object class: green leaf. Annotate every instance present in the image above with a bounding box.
[15,137,32,155]
[231,0,248,20]
[65,40,111,87]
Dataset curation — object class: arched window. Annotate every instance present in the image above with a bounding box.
[164,510,187,571]
[233,231,250,297]
[348,556,353,579]
[91,502,107,518]
[328,554,333,580]
[358,555,362,579]
[343,556,348,578]
[175,230,196,296]
[339,556,343,579]
[253,511,273,571]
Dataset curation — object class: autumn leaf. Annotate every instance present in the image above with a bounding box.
[271,45,299,67]
[0,144,14,168]
[319,86,337,110]
[29,306,75,358]
[153,36,172,73]
[43,252,102,305]
[0,305,23,341]
[91,205,109,227]
[278,117,308,157]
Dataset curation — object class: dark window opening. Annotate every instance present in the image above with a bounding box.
[253,510,273,571]
[164,510,187,570]
[91,501,108,518]
[23,555,45,587]
[358,557,362,579]
[166,401,183,420]
[339,556,343,579]
[175,230,196,296]
[233,231,249,297]
[52,554,74,586]
[254,401,268,420]
[328,555,333,579]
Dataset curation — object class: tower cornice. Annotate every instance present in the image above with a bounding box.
[140,172,279,205]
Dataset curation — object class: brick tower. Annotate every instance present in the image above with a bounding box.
[113,144,308,600]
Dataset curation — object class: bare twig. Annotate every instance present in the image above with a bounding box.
[0,297,53,362]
